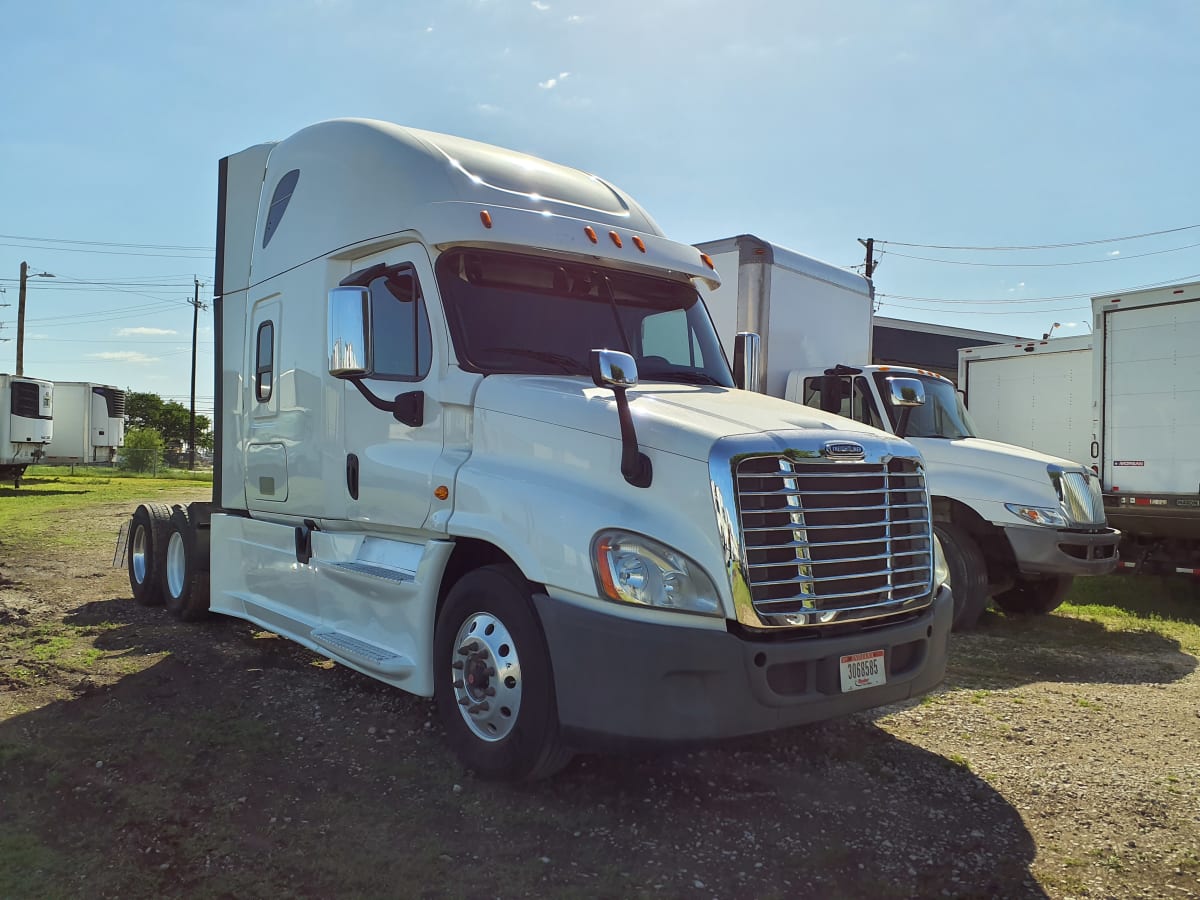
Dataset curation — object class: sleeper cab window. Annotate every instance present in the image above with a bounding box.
[368,269,432,380]
[256,321,274,402]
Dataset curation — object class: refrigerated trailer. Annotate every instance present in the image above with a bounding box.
[123,120,951,780]
[0,374,53,487]
[42,382,126,465]
[958,335,1094,469]
[1093,280,1200,575]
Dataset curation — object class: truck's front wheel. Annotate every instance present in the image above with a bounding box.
[993,575,1073,615]
[934,522,990,631]
[434,564,572,781]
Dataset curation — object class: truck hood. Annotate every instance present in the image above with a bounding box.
[912,435,1089,485]
[473,375,908,462]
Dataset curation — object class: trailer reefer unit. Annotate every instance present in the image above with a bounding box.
[958,335,1094,469]
[0,374,53,487]
[42,382,126,465]
[123,120,951,780]
[696,234,1118,632]
[1093,280,1200,574]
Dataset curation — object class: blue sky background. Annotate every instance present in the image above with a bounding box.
[2,0,1198,413]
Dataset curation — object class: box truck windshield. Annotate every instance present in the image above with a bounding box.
[436,249,734,385]
[874,372,978,440]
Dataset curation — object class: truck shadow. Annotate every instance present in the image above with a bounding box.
[1,603,1046,899]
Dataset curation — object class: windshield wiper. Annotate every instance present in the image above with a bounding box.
[477,347,587,374]
[641,370,723,385]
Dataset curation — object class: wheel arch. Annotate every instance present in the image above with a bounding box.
[932,495,1016,590]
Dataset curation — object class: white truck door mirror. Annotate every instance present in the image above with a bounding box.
[885,376,926,408]
[590,349,639,388]
[328,286,372,377]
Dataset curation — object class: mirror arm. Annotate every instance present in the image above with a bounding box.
[896,406,913,438]
[612,386,652,488]
[347,379,424,427]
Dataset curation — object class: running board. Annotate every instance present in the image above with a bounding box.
[323,560,415,584]
[309,627,415,678]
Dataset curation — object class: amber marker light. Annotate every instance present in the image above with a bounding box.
[584,226,598,243]
[434,485,449,500]
[700,253,715,270]
[609,231,623,248]
[594,535,618,599]
[480,210,493,229]
[633,236,646,253]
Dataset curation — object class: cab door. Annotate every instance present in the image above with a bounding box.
[341,244,443,532]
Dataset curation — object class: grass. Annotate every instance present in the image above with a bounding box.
[1059,574,1200,653]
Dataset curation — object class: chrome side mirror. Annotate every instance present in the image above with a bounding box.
[885,376,926,407]
[590,349,639,388]
[733,332,762,393]
[328,286,371,377]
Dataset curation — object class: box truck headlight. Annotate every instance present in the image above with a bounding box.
[1004,503,1068,528]
[592,530,722,617]
[933,533,950,591]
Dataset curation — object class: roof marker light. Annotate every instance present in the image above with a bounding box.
[609,231,623,248]
[633,236,646,253]
[480,210,493,229]
[700,253,715,270]
[584,226,598,244]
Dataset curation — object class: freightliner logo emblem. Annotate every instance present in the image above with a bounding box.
[823,441,865,459]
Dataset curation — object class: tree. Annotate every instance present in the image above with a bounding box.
[125,390,211,454]
[120,427,165,473]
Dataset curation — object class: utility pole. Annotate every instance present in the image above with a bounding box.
[188,276,203,470]
[857,238,878,279]
[17,262,28,376]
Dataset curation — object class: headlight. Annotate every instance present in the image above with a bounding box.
[1004,503,1068,527]
[932,533,950,590]
[591,530,722,617]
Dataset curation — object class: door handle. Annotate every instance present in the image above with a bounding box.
[346,453,359,500]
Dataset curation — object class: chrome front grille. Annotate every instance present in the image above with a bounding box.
[1056,470,1107,526]
[735,455,933,627]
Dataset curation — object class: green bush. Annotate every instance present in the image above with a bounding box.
[119,427,165,473]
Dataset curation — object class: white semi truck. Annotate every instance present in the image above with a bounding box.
[123,120,951,780]
[958,335,1094,469]
[0,374,53,488]
[695,234,1119,631]
[42,382,126,465]
[1092,280,1200,576]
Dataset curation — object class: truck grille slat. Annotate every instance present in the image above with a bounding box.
[735,455,934,627]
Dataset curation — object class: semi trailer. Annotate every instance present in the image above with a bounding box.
[695,234,1118,631]
[1,374,53,488]
[124,120,952,780]
[42,382,126,465]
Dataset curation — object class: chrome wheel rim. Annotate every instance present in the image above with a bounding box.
[165,530,187,599]
[450,612,522,742]
[132,525,149,584]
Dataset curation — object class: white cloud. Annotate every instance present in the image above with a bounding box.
[531,1,550,9]
[476,103,503,115]
[117,326,177,336]
[1109,250,1120,256]
[538,71,570,89]
[566,14,583,23]
[87,351,160,364]
[426,25,434,33]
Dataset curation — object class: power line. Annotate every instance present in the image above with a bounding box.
[877,224,1200,252]
[875,271,1200,306]
[879,240,1200,268]
[0,242,213,259]
[0,233,213,251]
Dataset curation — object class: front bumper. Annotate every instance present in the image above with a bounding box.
[533,585,952,750]
[1002,523,1120,576]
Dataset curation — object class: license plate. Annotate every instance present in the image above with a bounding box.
[839,649,886,692]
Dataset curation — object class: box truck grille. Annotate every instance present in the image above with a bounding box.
[736,456,933,626]
[10,381,41,419]
[1057,471,1106,527]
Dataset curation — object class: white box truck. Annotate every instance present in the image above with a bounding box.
[123,120,951,780]
[695,234,1118,631]
[958,335,1094,468]
[0,374,53,488]
[1093,280,1200,575]
[42,382,126,465]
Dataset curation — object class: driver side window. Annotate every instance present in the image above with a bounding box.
[367,268,432,381]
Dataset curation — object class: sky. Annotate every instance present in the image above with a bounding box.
[3,0,1198,415]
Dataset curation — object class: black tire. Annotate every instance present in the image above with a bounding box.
[992,575,1073,616]
[434,564,572,781]
[934,522,990,631]
[162,505,211,622]
[128,502,172,606]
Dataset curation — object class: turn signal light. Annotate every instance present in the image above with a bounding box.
[609,231,623,248]
[480,210,492,229]
[584,226,598,244]
[633,236,646,253]
[434,485,449,500]
[700,253,715,270]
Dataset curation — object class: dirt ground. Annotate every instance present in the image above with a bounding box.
[1,490,1199,899]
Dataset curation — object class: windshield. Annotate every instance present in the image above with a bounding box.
[874,372,979,439]
[435,248,734,386]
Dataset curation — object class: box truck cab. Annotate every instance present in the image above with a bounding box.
[695,235,1119,631]
[1,374,53,487]
[124,121,951,780]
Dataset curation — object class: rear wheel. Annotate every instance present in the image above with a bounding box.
[934,522,990,631]
[128,503,172,606]
[434,564,571,781]
[163,505,210,622]
[992,575,1073,616]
